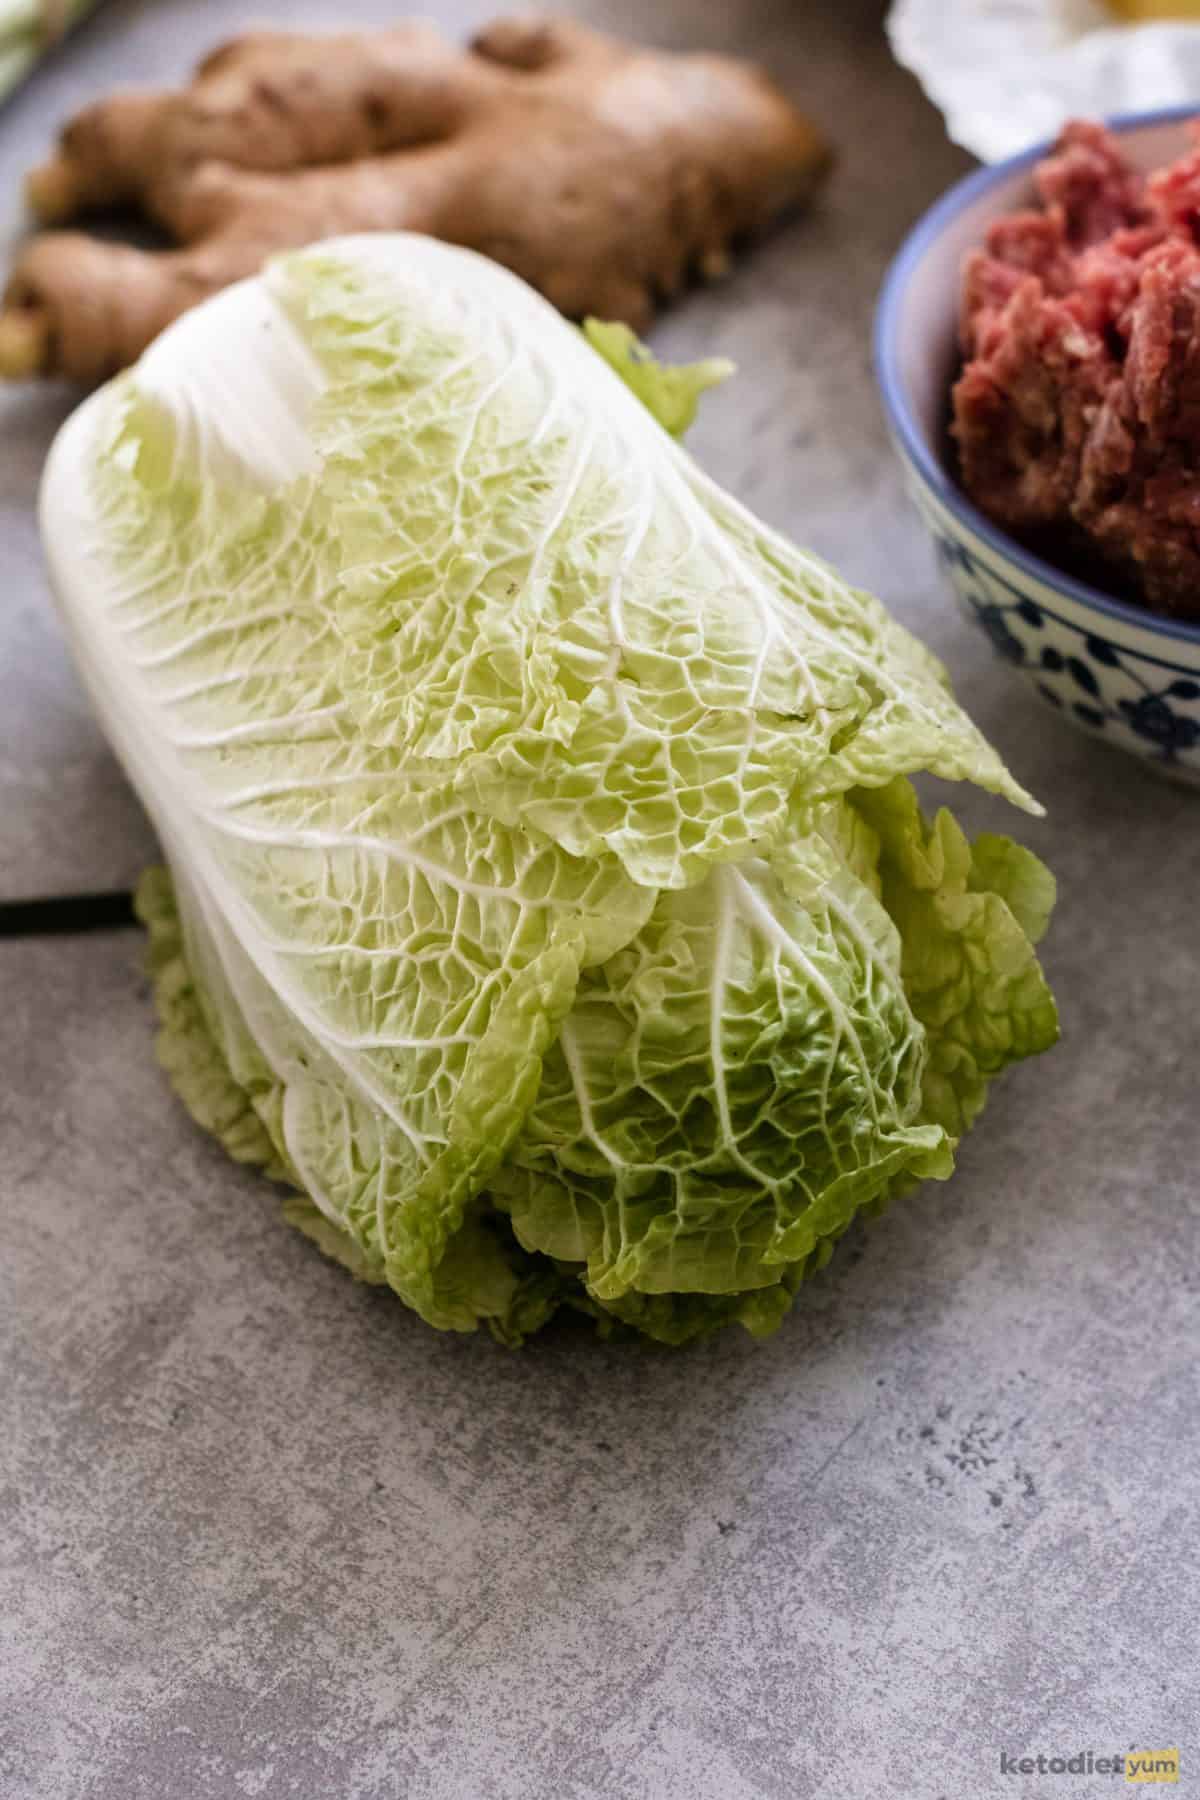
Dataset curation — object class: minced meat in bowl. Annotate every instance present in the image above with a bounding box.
[955,119,1200,622]
[875,112,1200,784]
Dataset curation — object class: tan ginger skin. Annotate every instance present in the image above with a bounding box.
[0,14,831,383]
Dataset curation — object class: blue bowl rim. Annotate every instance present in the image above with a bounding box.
[874,103,1200,651]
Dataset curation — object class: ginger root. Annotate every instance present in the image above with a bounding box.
[0,15,831,383]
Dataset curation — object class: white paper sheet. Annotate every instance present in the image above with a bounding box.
[889,0,1200,161]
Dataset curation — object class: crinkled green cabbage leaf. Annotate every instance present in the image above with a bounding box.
[581,318,734,438]
[50,236,1057,1344]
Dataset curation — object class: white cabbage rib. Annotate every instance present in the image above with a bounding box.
[41,235,1056,1342]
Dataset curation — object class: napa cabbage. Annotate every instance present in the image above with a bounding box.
[41,235,1057,1343]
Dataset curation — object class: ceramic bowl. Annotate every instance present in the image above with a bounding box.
[875,108,1200,783]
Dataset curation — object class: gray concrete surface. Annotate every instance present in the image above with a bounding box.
[2,2,1197,1797]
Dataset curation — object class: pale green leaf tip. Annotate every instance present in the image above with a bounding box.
[581,316,734,437]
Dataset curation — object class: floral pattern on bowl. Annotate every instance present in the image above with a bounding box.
[911,477,1200,781]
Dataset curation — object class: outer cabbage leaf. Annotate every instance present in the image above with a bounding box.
[855,781,1060,1137]
[136,864,291,1185]
[490,783,1056,1330]
[136,864,574,1338]
[75,373,655,1334]
[969,832,1056,945]
[286,243,1037,894]
[494,800,953,1308]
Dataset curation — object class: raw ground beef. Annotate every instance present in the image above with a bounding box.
[953,120,1200,619]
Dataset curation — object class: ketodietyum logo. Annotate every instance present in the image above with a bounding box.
[999,1749,1179,1783]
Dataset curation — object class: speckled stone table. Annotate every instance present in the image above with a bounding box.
[2,4,1197,1797]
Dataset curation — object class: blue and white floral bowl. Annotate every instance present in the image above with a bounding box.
[875,109,1200,783]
